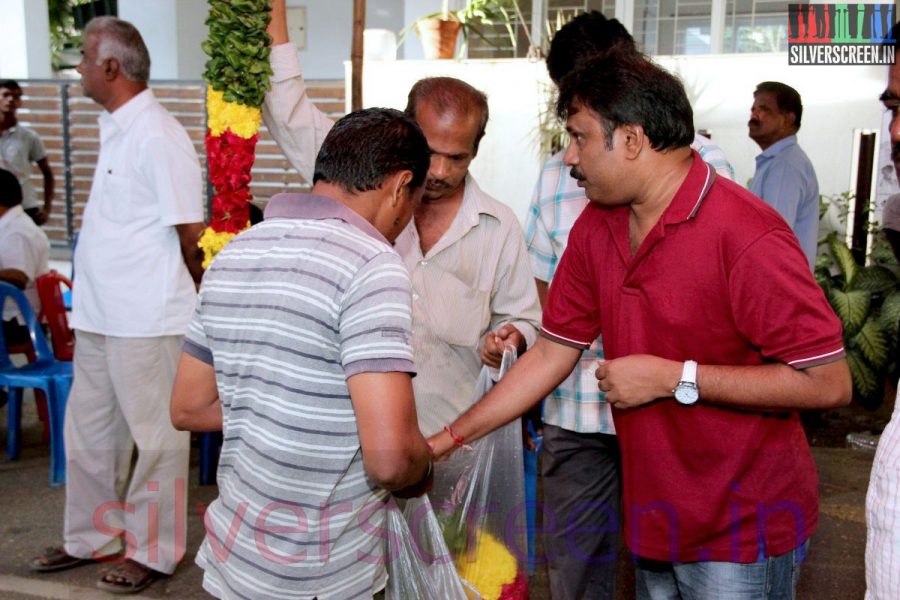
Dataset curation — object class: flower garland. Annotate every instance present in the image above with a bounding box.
[199,0,273,268]
[455,529,527,600]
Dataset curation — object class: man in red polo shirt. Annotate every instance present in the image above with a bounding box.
[429,55,851,599]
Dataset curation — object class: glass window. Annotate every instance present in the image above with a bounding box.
[724,0,788,53]
[632,0,788,55]
[633,0,713,55]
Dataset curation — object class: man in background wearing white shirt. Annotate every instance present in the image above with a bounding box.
[0,167,49,345]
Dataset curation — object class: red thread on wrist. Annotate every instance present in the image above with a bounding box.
[444,425,465,448]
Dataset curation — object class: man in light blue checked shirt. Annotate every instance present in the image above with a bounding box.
[524,12,734,599]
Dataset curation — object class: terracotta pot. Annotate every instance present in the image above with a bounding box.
[415,18,462,59]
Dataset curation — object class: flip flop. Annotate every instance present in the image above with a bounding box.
[96,559,166,595]
[29,546,96,573]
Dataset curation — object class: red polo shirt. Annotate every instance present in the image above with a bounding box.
[542,152,844,563]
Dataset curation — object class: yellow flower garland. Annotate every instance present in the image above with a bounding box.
[206,86,262,139]
[199,227,245,269]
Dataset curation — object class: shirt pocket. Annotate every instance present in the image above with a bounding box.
[98,173,151,224]
[424,272,491,348]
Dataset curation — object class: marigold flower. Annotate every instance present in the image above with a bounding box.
[199,227,239,269]
[455,530,525,600]
[206,86,262,138]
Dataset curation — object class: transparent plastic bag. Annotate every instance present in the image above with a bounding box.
[429,348,529,600]
[384,495,473,600]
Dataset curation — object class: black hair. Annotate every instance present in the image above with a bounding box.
[0,169,23,208]
[557,55,694,152]
[0,80,21,92]
[404,77,489,155]
[754,81,803,130]
[546,11,637,84]
[313,107,430,193]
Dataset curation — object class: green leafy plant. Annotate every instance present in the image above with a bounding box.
[47,0,118,71]
[816,193,900,408]
[401,0,519,58]
[532,10,579,158]
[47,0,93,71]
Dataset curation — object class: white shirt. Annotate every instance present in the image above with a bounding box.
[0,204,49,321]
[866,384,900,599]
[71,89,203,337]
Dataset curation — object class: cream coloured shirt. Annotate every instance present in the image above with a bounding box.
[394,176,541,435]
[71,89,203,337]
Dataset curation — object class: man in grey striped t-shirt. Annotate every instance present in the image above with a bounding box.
[170,108,433,600]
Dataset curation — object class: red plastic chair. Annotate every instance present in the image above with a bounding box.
[35,271,74,362]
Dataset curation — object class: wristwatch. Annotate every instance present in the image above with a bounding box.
[673,360,699,405]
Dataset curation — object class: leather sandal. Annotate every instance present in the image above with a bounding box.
[96,559,166,595]
[29,546,97,573]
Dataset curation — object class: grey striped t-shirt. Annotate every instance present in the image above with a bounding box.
[184,193,415,600]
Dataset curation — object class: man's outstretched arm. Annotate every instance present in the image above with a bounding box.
[262,0,334,183]
[431,336,582,458]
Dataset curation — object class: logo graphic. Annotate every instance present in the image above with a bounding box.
[788,3,896,65]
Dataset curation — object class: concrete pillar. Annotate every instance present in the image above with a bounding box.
[118,0,207,80]
[0,0,52,78]
[710,0,726,54]
[615,0,634,37]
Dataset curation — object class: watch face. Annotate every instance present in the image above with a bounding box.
[675,384,699,405]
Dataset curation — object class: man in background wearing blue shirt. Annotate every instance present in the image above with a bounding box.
[748,81,819,269]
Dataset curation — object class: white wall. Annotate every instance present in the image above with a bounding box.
[290,0,410,78]
[119,0,412,81]
[119,0,207,80]
[401,0,442,60]
[285,0,348,80]
[175,0,209,79]
[0,0,51,78]
[369,0,406,32]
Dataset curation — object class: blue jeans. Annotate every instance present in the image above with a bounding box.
[636,541,808,600]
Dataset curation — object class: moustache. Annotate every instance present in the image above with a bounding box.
[425,178,451,190]
[748,119,760,128]
[570,167,586,181]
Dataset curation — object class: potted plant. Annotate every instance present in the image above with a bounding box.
[405,0,518,60]
[816,193,900,409]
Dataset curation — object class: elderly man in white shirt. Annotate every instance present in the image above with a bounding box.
[28,17,204,595]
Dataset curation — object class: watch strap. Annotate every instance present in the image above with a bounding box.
[681,360,698,385]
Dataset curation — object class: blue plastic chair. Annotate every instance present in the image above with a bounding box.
[0,282,73,486]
